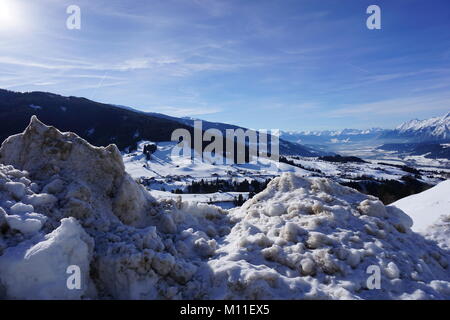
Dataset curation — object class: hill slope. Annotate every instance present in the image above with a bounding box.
[0,89,196,151]
[390,180,450,232]
[0,89,318,156]
[145,113,323,156]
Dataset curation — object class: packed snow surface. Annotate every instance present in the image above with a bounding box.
[390,180,450,232]
[0,117,449,300]
[423,216,450,251]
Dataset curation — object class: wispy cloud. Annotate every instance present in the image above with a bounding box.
[0,56,174,72]
[144,105,222,117]
[1,0,450,130]
[362,68,450,83]
[330,94,450,117]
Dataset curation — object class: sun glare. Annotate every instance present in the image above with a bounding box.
[0,0,24,31]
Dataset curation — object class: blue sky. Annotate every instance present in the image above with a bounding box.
[0,0,449,131]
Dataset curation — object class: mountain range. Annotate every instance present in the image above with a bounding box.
[282,112,450,145]
[383,112,450,142]
[1,88,448,159]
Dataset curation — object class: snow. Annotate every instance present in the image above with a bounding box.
[284,128,384,137]
[0,117,449,300]
[124,141,296,181]
[395,112,450,140]
[424,216,450,251]
[10,203,33,215]
[123,140,311,207]
[0,217,95,299]
[5,214,44,234]
[0,166,50,236]
[390,180,450,232]
[4,182,26,199]
[288,156,417,181]
[207,174,450,299]
[403,155,450,169]
[124,140,447,211]
[149,190,248,208]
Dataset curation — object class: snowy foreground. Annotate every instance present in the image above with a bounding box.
[0,117,449,299]
[391,180,450,232]
[390,181,450,251]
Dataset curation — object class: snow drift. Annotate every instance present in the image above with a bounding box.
[390,180,450,252]
[390,180,450,232]
[0,117,449,299]
[210,175,450,299]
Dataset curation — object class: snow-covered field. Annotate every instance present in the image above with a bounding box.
[0,117,449,300]
[124,141,308,207]
[123,141,447,209]
[124,141,307,181]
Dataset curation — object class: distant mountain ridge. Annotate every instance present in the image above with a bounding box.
[0,89,195,151]
[387,112,450,142]
[281,128,385,146]
[282,112,450,146]
[284,128,385,137]
[148,114,324,157]
[112,102,322,156]
[0,89,320,157]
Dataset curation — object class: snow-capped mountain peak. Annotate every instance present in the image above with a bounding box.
[284,128,384,137]
[396,119,420,131]
[394,112,450,141]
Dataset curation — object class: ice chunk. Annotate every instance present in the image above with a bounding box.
[24,193,57,207]
[385,262,400,279]
[358,199,387,218]
[0,218,95,299]
[10,203,34,215]
[4,182,26,200]
[268,202,286,216]
[5,215,43,235]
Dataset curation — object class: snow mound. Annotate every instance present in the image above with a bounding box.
[208,174,450,299]
[390,180,450,232]
[0,117,449,300]
[0,217,95,299]
[0,117,228,299]
[0,116,153,227]
[423,215,450,251]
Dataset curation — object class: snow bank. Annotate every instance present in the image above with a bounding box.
[0,117,228,299]
[0,116,154,227]
[208,174,450,299]
[390,180,450,232]
[0,117,449,300]
[423,215,450,251]
[0,218,95,299]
